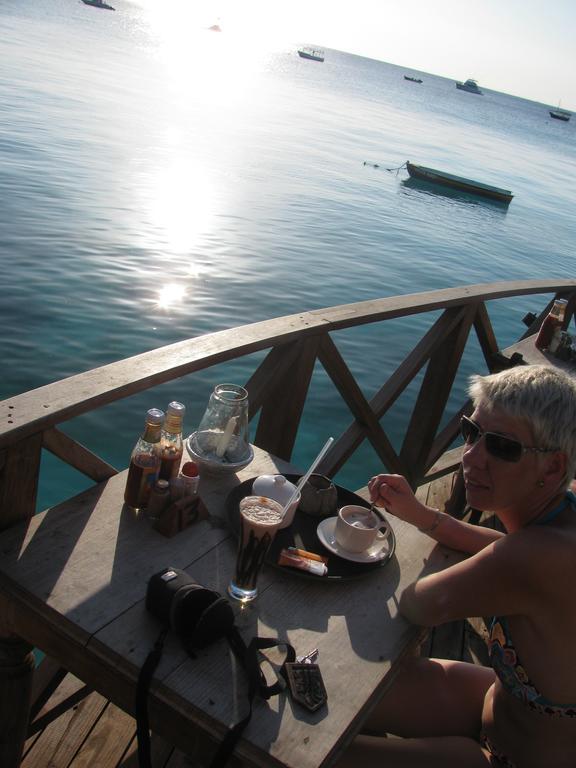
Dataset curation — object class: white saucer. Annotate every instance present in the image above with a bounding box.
[316,517,391,563]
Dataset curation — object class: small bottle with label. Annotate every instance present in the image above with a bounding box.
[535,299,568,351]
[124,408,165,511]
[147,479,171,521]
[159,401,186,482]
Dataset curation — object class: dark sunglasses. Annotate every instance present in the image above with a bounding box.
[460,415,557,463]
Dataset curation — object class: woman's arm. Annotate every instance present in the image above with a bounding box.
[398,531,539,626]
[369,473,504,554]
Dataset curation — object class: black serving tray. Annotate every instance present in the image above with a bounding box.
[225,475,396,581]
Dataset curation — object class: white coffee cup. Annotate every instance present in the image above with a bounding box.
[335,505,389,553]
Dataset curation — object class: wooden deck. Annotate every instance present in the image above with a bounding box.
[21,471,490,768]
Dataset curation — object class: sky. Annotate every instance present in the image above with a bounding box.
[154,0,575,108]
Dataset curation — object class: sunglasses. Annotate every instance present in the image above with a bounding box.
[460,415,557,463]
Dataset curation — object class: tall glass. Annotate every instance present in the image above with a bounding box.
[228,496,284,602]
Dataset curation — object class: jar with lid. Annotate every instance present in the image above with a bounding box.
[535,299,568,351]
[124,408,165,511]
[159,401,186,481]
[189,384,250,464]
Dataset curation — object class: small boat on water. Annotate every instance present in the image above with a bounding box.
[405,162,513,203]
[81,0,115,8]
[549,107,570,122]
[404,75,423,83]
[456,78,482,95]
[298,47,325,62]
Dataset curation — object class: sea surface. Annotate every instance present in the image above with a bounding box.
[2,0,575,509]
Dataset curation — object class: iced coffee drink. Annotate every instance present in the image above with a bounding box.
[228,495,284,602]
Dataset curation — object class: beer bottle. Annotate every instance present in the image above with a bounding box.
[159,401,186,481]
[124,408,165,511]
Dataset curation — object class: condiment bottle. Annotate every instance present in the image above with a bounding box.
[159,401,186,481]
[179,460,199,497]
[535,299,568,351]
[146,479,171,521]
[124,408,165,511]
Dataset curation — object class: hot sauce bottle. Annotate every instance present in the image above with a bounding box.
[535,299,568,351]
[124,408,165,511]
[159,401,186,481]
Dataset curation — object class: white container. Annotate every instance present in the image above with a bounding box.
[252,474,300,529]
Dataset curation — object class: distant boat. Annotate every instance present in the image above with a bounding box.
[81,0,115,8]
[549,104,570,122]
[404,75,423,83]
[298,47,325,62]
[456,78,482,95]
[405,162,513,203]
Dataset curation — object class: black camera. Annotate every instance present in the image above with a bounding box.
[146,567,235,648]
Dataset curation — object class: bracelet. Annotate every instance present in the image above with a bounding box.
[418,509,442,534]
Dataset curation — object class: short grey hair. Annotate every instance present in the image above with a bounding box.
[468,364,576,487]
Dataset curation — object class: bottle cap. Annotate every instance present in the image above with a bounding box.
[167,401,186,418]
[181,461,199,478]
[146,408,165,425]
[155,479,170,492]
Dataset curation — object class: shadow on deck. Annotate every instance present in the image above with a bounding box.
[22,470,490,768]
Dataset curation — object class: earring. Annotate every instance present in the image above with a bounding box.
[536,480,545,488]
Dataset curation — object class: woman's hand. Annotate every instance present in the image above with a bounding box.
[368,473,431,528]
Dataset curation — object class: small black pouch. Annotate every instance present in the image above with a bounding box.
[145,567,234,648]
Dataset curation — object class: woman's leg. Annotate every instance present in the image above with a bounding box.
[335,734,493,768]
[363,656,495,738]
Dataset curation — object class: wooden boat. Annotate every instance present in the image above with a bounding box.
[298,47,325,62]
[2,280,576,768]
[81,0,115,8]
[404,75,423,83]
[550,108,570,122]
[456,78,482,95]
[406,161,513,203]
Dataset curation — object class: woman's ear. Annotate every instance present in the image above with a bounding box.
[544,450,567,484]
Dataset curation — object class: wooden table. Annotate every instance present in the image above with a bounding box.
[0,447,458,768]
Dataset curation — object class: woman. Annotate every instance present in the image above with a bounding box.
[337,364,576,767]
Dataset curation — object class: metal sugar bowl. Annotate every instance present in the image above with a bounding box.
[186,383,253,474]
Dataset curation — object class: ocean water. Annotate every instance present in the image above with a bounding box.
[1,0,575,509]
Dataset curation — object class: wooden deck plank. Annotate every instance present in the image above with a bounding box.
[23,674,107,768]
[64,701,135,768]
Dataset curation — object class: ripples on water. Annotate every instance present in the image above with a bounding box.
[1,0,575,506]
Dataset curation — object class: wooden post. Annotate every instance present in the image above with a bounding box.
[0,434,42,530]
[0,595,35,768]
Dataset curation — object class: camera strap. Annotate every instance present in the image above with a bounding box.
[136,624,295,768]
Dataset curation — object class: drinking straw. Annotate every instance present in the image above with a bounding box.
[281,437,334,516]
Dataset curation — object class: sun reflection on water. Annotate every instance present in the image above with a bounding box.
[156,282,187,310]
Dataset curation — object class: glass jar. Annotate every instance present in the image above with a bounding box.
[189,384,250,464]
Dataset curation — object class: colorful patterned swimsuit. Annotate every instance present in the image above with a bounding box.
[488,492,576,717]
[483,493,576,766]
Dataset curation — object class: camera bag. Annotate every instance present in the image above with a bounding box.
[136,567,296,768]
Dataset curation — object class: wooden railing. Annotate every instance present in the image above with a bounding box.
[1,279,576,530]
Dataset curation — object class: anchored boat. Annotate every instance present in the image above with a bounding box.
[456,78,482,95]
[405,162,513,203]
[549,108,570,122]
[81,0,115,8]
[298,47,325,62]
